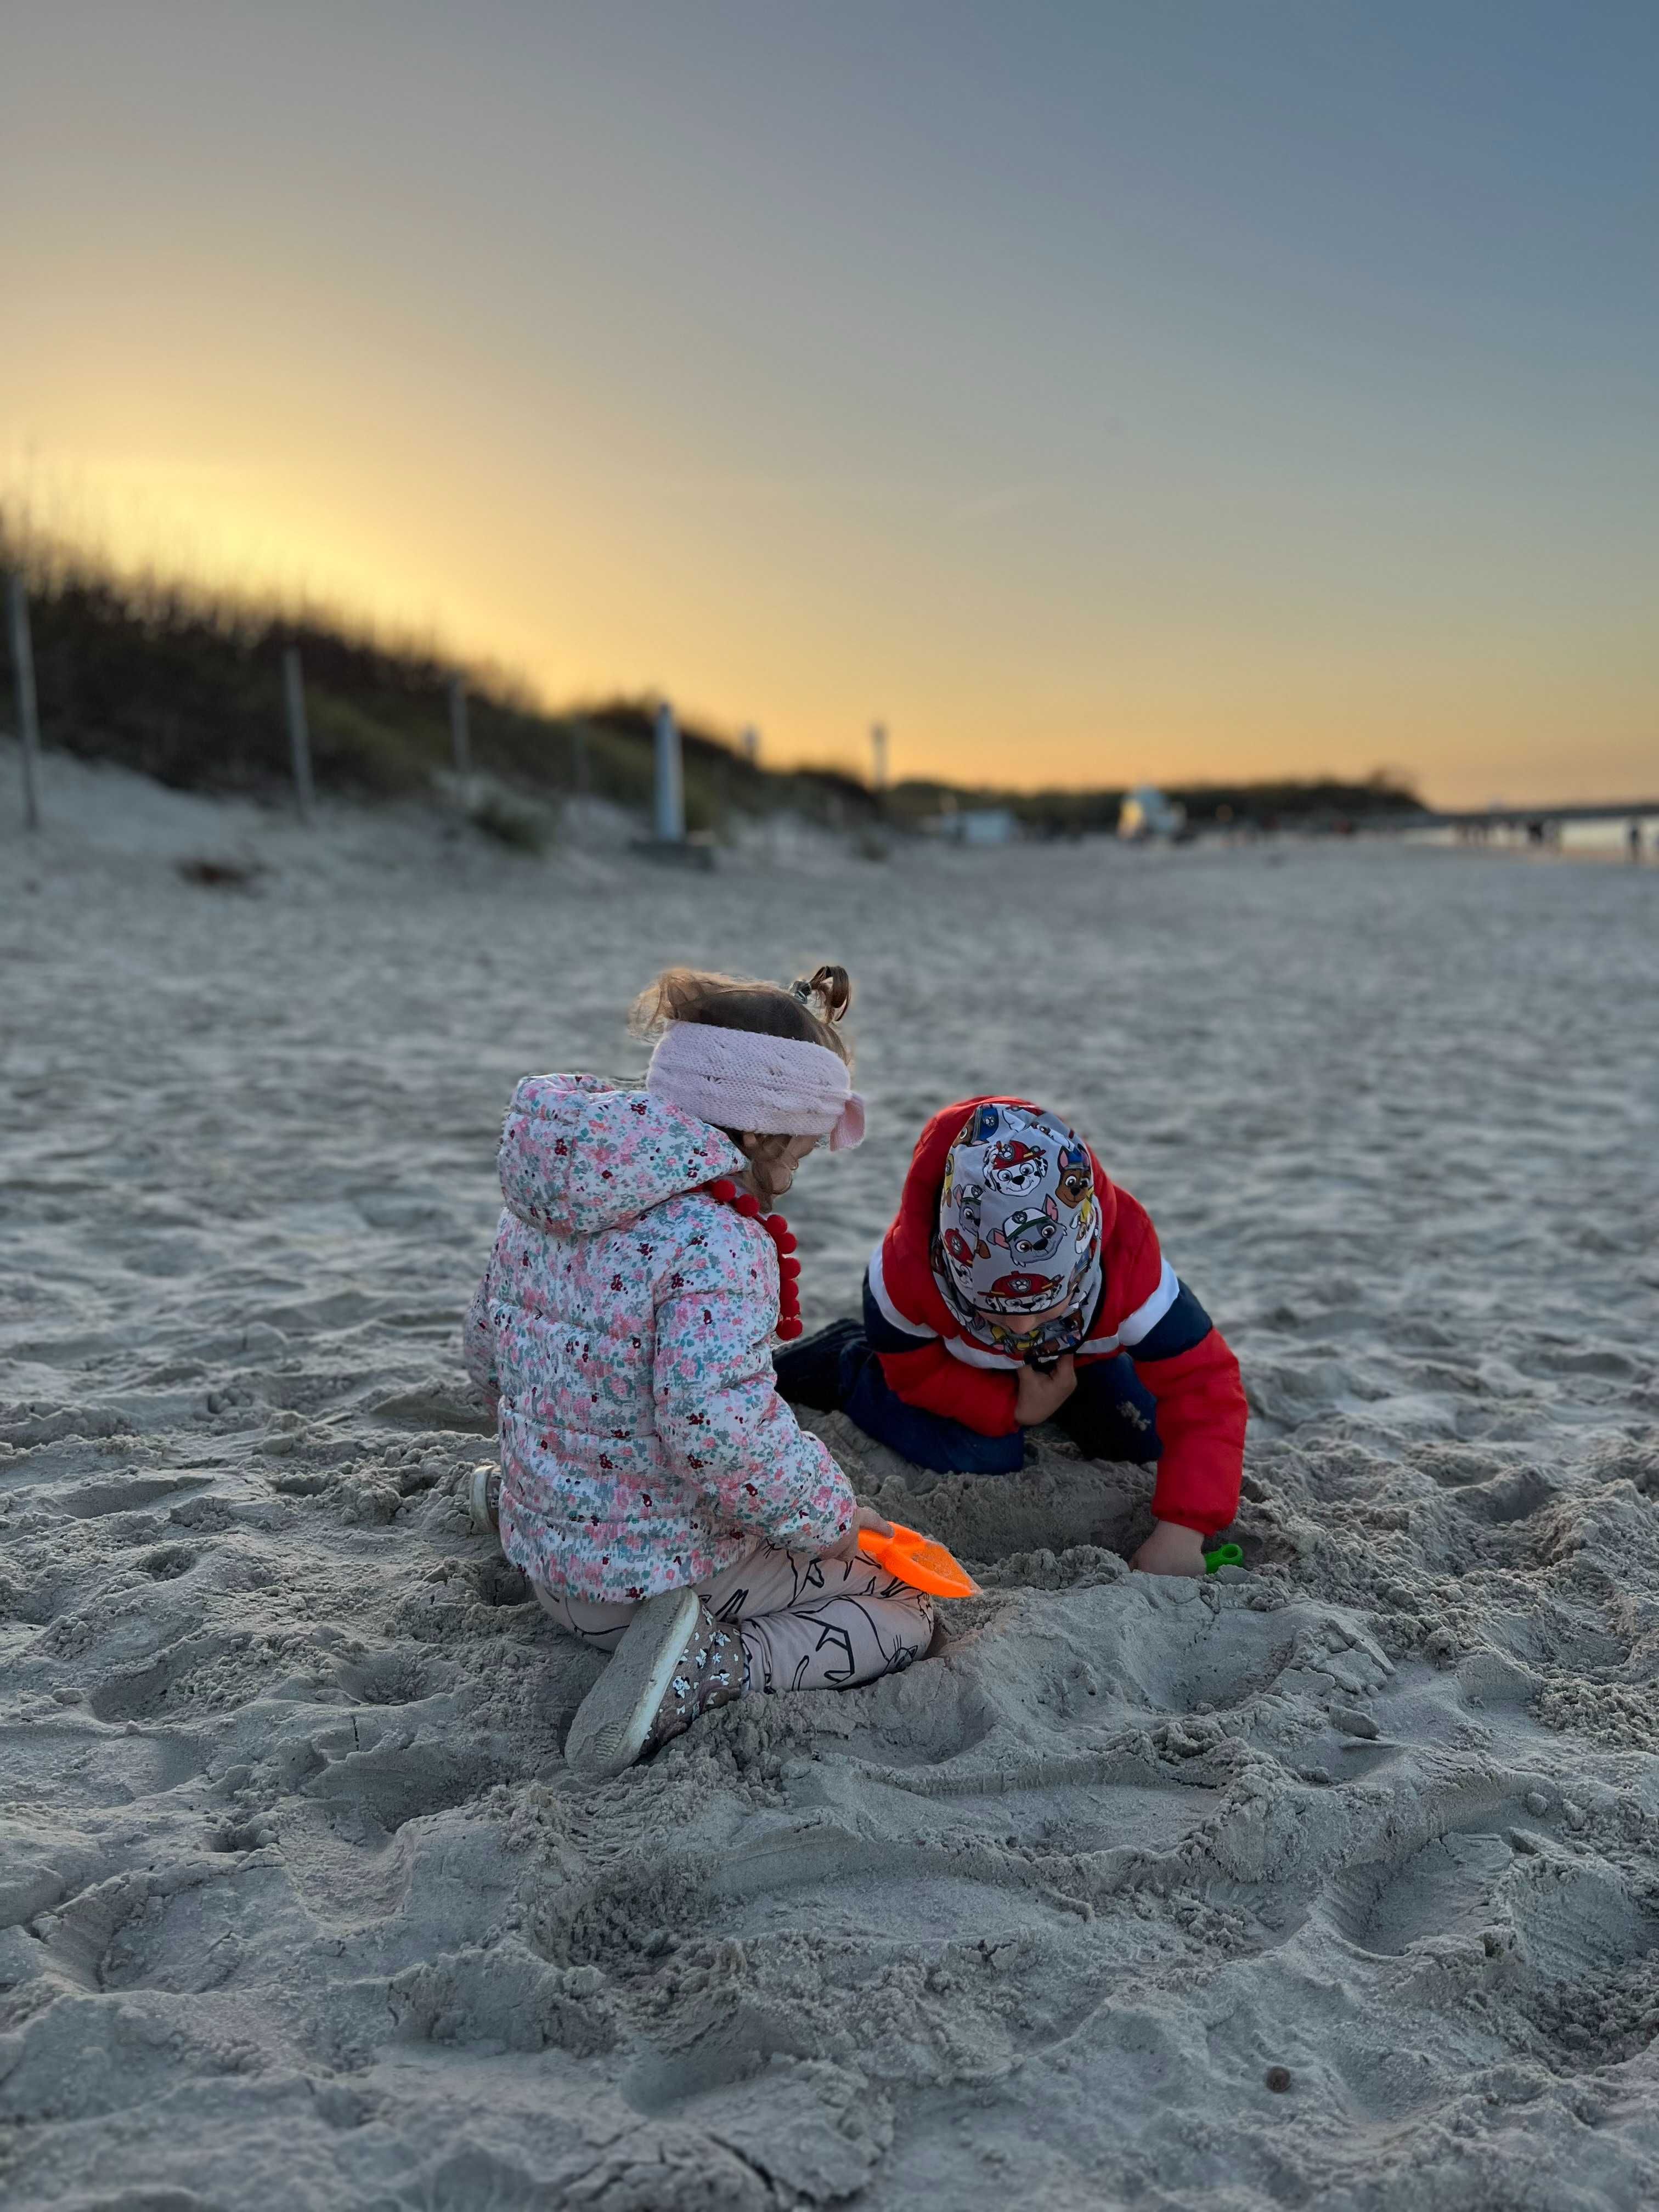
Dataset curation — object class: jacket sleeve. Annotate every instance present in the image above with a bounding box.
[875,1346,1019,1436]
[654,1240,857,1553]
[1116,1243,1246,1534]
[462,1247,501,1415]
[864,1274,1020,1436]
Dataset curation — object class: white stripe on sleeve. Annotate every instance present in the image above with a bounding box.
[1115,1259,1180,1348]
[867,1242,938,1339]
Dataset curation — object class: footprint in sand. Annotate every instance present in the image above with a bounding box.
[1105,1596,1299,1718]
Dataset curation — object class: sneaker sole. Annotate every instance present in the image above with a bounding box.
[467,1465,497,1537]
[564,1588,703,1780]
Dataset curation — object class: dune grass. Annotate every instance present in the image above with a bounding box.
[2,511,1424,834]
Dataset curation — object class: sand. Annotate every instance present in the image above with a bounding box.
[4,741,1659,2210]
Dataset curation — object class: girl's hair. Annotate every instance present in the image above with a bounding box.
[629,963,853,1061]
[629,963,854,1198]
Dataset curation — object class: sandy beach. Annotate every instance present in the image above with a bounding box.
[4,746,1659,2210]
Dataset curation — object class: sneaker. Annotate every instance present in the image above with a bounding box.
[467,1464,501,1537]
[565,1590,743,1779]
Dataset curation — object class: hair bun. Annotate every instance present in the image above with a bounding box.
[792,963,852,1025]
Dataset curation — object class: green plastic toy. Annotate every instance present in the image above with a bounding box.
[1204,1542,1244,1573]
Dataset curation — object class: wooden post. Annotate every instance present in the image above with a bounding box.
[448,674,471,788]
[5,575,42,833]
[282,646,315,822]
[871,721,888,792]
[741,725,759,766]
[653,700,685,842]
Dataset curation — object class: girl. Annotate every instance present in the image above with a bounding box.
[462,966,932,1779]
[775,1097,1248,1575]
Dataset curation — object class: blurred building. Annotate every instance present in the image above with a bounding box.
[1118,786,1187,842]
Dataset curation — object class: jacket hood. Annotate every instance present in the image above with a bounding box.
[498,1075,747,1235]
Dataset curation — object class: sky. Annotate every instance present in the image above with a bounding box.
[2,2,1656,804]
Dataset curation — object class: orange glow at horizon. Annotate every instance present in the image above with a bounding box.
[4,6,1657,812]
[10,428,1653,811]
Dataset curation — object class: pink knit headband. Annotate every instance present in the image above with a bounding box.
[646,1022,866,1150]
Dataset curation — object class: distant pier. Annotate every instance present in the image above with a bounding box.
[1418,800,1659,834]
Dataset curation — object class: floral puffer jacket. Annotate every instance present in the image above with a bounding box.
[463,1075,857,1602]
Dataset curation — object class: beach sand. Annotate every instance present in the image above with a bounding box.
[4,744,1659,2209]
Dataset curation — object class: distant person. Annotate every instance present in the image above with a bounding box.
[461,966,930,1777]
[775,1099,1247,1576]
[1629,820,1644,864]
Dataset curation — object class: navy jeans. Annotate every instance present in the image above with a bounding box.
[773,1319,1161,1477]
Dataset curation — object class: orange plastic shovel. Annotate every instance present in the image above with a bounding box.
[858,1519,981,1599]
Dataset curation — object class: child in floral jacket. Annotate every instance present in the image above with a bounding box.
[462,965,931,1776]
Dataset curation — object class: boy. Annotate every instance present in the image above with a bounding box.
[776,1098,1246,1575]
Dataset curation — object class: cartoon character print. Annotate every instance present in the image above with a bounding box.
[934,1099,1105,1341]
[1052,1139,1096,1245]
[992,1194,1064,1263]
[956,1178,988,1249]
[982,1137,1047,1197]
[985,1271,1063,1305]
[1054,1141,1092,1210]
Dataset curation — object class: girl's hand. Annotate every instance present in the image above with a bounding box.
[1015,1352,1077,1426]
[823,1505,894,1565]
[1130,1520,1208,1577]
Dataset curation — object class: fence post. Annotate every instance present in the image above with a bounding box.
[871,721,888,792]
[282,647,315,822]
[448,674,471,788]
[5,575,42,833]
[741,726,759,766]
[653,700,685,843]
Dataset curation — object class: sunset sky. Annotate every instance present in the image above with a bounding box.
[3,2,1656,804]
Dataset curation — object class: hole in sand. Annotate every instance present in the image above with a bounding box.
[137,1544,199,1581]
[1116,1606,1296,1717]
[476,1559,532,1609]
[1328,1829,1515,1955]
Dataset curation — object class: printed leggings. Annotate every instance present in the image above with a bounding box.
[535,1539,935,1696]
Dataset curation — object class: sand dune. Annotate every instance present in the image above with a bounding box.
[3,744,1659,2208]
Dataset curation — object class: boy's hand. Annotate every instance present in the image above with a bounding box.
[824,1505,894,1564]
[1131,1520,1208,1577]
[1015,1353,1077,1426]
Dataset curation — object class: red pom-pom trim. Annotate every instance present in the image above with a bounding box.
[701,1181,806,1338]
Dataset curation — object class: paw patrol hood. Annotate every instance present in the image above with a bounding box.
[935,1101,1103,1331]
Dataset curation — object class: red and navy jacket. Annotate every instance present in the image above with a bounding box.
[861,1097,1247,1536]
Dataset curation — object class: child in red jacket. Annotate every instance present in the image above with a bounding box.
[775,1097,1247,1576]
